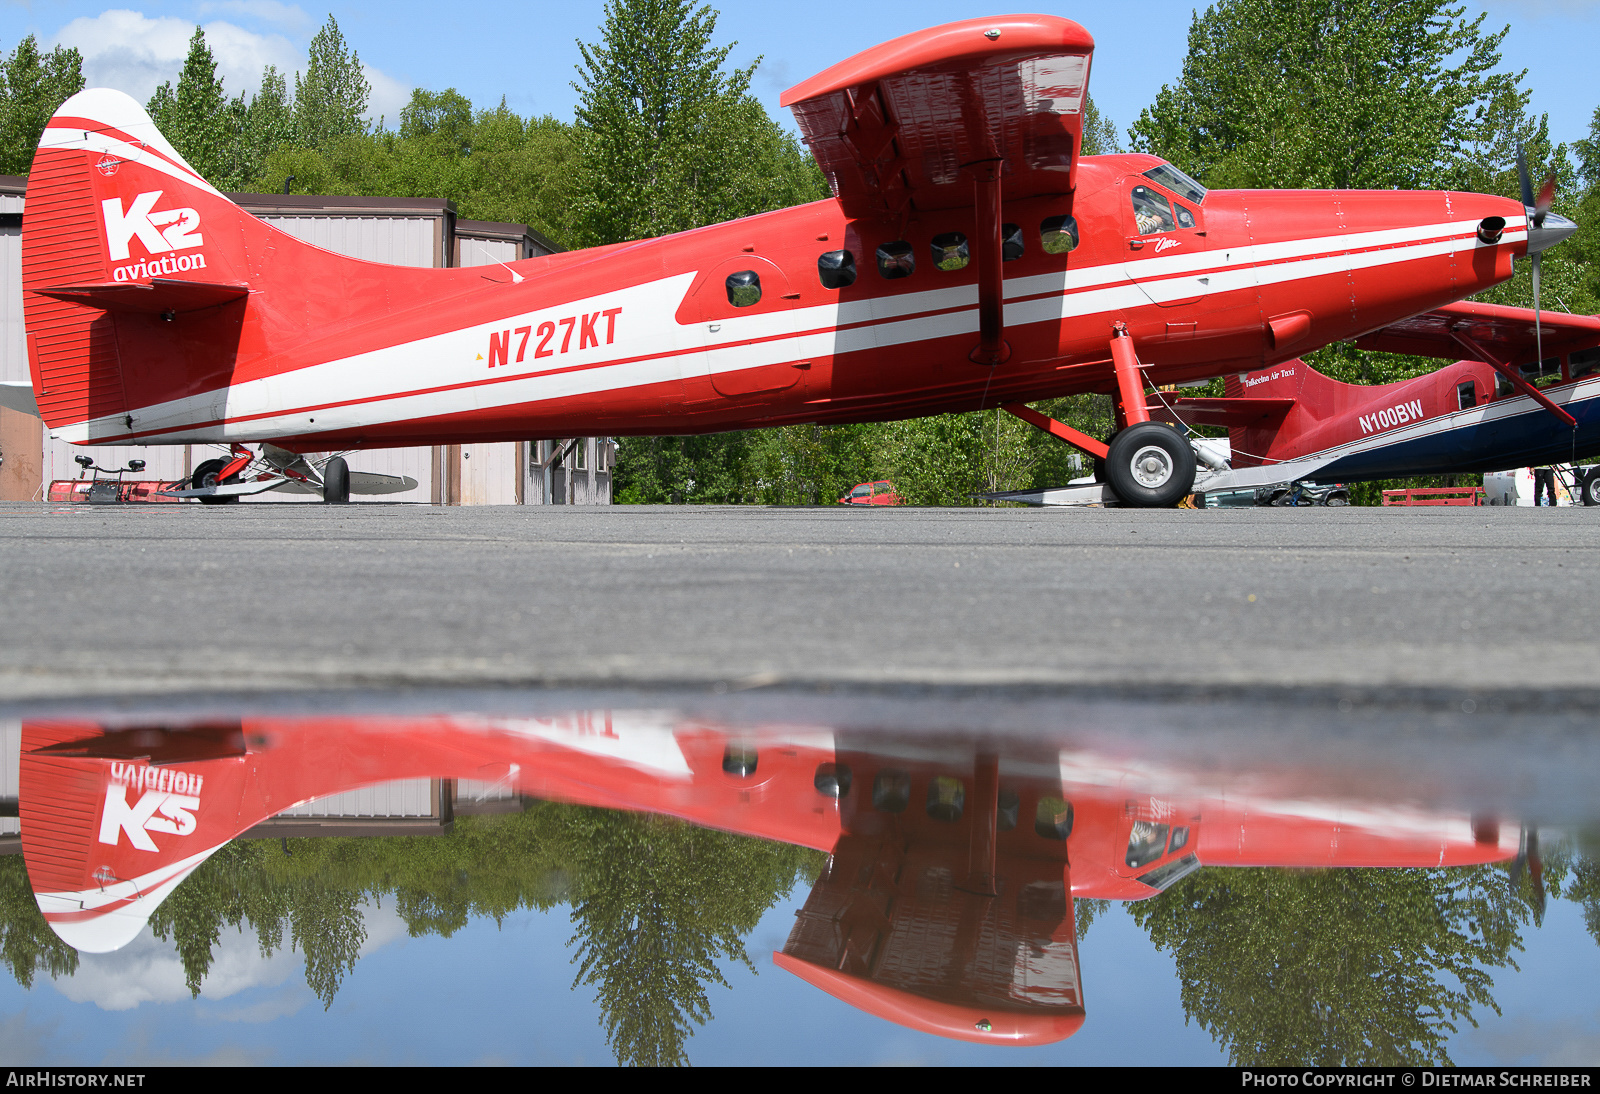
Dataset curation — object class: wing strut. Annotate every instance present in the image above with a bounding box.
[1002,402,1110,459]
[1451,332,1577,428]
[969,162,1010,366]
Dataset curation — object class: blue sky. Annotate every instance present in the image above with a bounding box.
[0,1,1593,156]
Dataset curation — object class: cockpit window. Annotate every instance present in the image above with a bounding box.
[1174,203,1196,230]
[1572,347,1600,382]
[1143,163,1208,204]
[1125,819,1170,868]
[1132,185,1176,235]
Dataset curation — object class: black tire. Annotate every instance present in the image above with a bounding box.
[1092,456,1107,482]
[191,457,239,505]
[1104,422,1197,508]
[322,457,350,504]
[1583,469,1600,507]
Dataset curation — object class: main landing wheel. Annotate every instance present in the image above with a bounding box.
[190,458,239,505]
[322,457,350,505]
[1583,469,1600,507]
[1105,422,1197,508]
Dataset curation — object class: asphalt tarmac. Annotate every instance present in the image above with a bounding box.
[0,500,1595,705]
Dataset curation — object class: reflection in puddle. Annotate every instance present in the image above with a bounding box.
[0,703,1586,1065]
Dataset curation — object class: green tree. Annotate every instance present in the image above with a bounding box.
[295,16,370,151]
[146,28,230,186]
[570,0,825,246]
[1081,94,1121,156]
[1129,865,1527,1065]
[1129,0,1525,192]
[0,856,78,988]
[0,36,84,176]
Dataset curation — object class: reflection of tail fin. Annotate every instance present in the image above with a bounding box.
[20,721,246,953]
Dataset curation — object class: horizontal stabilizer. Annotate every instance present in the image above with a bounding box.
[36,278,249,314]
[1150,397,1294,428]
[0,379,38,416]
[1355,301,1600,361]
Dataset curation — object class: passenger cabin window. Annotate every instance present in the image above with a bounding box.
[877,241,915,279]
[1132,185,1176,235]
[1143,163,1208,204]
[1457,380,1476,410]
[872,770,910,813]
[1520,356,1562,388]
[817,249,856,289]
[725,270,761,307]
[1035,796,1073,840]
[931,232,969,271]
[1002,223,1024,261]
[1571,347,1600,382]
[1496,372,1515,399]
[926,776,965,822]
[1040,214,1079,254]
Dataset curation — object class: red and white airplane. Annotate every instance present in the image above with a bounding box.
[17,712,1523,1045]
[14,15,1575,506]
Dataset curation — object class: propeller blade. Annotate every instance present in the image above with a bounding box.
[1517,145,1535,209]
[1535,170,1557,230]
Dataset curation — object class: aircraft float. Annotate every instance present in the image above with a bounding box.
[2,14,1576,507]
[16,712,1525,1045]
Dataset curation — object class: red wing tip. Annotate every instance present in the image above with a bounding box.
[780,14,1094,107]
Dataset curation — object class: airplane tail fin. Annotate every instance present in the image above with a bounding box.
[22,89,262,440]
[1221,357,1372,467]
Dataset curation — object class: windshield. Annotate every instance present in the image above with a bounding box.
[1143,163,1208,205]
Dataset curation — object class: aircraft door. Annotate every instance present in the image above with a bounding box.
[1122,178,1211,308]
[693,257,804,398]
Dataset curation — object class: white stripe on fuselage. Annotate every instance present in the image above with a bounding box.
[54,217,1506,444]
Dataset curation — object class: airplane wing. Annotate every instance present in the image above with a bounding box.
[781,15,1094,219]
[1354,301,1600,362]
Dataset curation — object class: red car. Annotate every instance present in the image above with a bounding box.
[840,480,902,506]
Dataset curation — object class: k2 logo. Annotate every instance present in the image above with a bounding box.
[97,784,199,852]
[101,190,202,261]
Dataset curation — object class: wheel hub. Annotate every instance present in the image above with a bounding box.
[1130,445,1174,489]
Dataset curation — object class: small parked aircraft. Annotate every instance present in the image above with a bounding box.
[15,15,1574,505]
[17,713,1523,1044]
[994,301,1600,506]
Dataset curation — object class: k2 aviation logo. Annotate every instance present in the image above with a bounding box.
[101,190,209,281]
[97,761,205,852]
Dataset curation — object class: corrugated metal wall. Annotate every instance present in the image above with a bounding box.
[277,778,435,818]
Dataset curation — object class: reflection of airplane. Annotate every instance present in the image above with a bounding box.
[996,302,1600,506]
[17,715,1520,1044]
[17,15,1563,506]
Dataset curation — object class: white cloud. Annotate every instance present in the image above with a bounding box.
[47,9,411,124]
[363,62,410,128]
[195,1,314,32]
[50,10,299,104]
[48,899,408,1012]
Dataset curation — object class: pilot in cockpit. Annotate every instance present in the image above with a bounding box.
[1132,185,1177,236]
